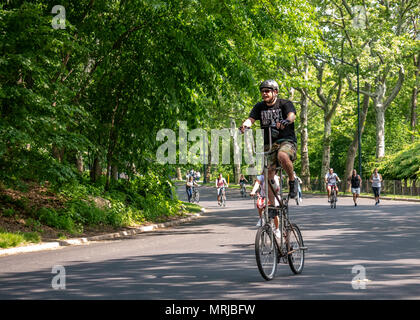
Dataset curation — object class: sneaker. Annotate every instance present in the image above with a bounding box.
[375,201,378,206]
[288,180,296,199]
[274,228,281,238]
[256,218,264,227]
[354,203,357,207]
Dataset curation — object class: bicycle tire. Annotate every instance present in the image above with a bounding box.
[255,226,278,281]
[287,224,305,274]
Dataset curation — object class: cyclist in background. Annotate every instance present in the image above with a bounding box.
[250,173,281,238]
[216,173,228,205]
[325,168,341,203]
[239,174,248,192]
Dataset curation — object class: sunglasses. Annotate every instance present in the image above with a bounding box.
[260,89,272,94]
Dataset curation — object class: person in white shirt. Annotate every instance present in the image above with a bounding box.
[370,168,383,205]
[325,168,341,203]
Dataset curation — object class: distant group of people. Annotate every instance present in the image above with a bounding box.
[186,169,200,182]
[324,167,383,206]
[184,166,384,207]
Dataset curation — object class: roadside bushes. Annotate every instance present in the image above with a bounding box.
[32,172,182,234]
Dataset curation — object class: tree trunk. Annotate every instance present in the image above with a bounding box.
[52,145,64,162]
[105,93,121,191]
[411,54,419,142]
[111,164,118,181]
[372,67,404,159]
[206,147,212,183]
[230,119,241,184]
[176,167,182,180]
[344,83,371,191]
[90,157,101,182]
[375,103,386,159]
[321,118,332,181]
[76,153,84,174]
[299,90,311,190]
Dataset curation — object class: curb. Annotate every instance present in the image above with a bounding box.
[0,209,205,257]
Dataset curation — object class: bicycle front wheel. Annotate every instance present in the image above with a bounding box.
[287,224,305,274]
[255,226,278,281]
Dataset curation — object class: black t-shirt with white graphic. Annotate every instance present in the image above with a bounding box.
[249,98,297,146]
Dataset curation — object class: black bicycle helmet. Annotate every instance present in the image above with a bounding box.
[259,79,279,91]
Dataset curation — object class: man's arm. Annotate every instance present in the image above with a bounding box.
[277,113,296,129]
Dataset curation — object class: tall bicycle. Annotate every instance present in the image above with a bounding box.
[248,126,307,281]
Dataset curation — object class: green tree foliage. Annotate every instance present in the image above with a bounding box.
[1,0,418,198]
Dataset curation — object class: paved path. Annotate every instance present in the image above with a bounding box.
[0,186,419,299]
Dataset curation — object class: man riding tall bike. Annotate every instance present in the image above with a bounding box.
[240,79,298,203]
[240,79,305,280]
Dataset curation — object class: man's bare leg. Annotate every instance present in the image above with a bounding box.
[277,151,296,198]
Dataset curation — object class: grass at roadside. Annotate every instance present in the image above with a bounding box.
[0,228,41,249]
[180,202,202,213]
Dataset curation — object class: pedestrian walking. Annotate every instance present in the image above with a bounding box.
[370,168,383,205]
[348,169,362,206]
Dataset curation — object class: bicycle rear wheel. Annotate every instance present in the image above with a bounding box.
[255,226,278,280]
[287,224,305,274]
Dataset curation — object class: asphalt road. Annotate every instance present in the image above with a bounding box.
[0,185,419,300]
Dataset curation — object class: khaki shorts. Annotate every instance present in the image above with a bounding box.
[265,141,297,168]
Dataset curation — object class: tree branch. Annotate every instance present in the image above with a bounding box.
[383,66,405,109]
[341,0,354,18]
[346,75,377,98]
[303,89,324,110]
